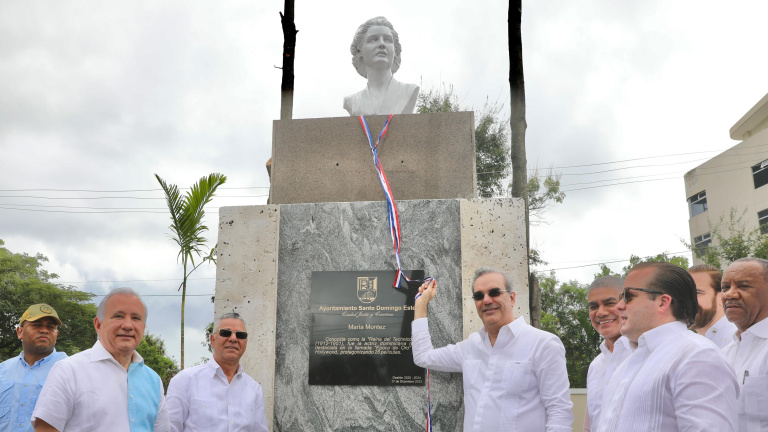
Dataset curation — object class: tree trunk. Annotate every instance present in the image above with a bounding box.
[528,273,541,328]
[181,262,187,369]
[280,1,297,120]
[509,1,537,326]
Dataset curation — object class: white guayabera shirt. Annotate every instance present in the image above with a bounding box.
[722,317,768,432]
[412,316,573,432]
[584,336,633,432]
[165,360,268,432]
[705,315,738,349]
[596,321,739,432]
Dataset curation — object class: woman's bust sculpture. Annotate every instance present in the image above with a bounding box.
[343,16,419,116]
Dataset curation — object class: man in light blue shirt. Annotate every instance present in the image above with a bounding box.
[0,304,67,432]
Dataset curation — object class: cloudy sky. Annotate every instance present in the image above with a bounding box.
[2,1,768,365]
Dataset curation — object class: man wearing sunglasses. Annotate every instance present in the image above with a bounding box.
[166,312,268,432]
[721,257,768,431]
[412,267,573,431]
[595,262,738,432]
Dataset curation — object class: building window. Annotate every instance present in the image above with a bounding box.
[687,191,707,218]
[694,232,712,256]
[759,209,768,234]
[753,159,768,189]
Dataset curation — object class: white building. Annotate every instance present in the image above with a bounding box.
[684,93,768,265]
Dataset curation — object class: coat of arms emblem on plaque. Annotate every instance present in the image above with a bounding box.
[356,276,377,303]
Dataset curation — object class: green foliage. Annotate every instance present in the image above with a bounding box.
[416,86,500,193]
[538,272,601,388]
[137,333,179,391]
[684,207,768,269]
[202,321,213,354]
[156,173,227,369]
[621,253,689,277]
[416,85,510,197]
[527,168,565,226]
[416,84,566,265]
[415,84,461,114]
[0,239,97,361]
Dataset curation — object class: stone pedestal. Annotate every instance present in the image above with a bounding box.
[214,198,527,431]
[269,113,477,204]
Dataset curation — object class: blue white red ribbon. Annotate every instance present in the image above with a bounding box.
[357,115,433,290]
[426,370,433,432]
[359,115,435,432]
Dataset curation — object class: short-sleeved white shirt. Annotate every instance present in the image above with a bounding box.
[31,340,169,432]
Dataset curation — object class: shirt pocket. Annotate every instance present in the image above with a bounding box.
[501,360,533,396]
[743,374,768,431]
[188,397,219,430]
[0,380,13,423]
[462,360,483,404]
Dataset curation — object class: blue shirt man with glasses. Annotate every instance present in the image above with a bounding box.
[412,267,573,432]
[596,262,739,432]
[166,312,268,432]
[0,304,67,432]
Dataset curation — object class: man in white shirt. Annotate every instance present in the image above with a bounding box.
[166,312,268,432]
[583,276,633,432]
[596,262,739,432]
[721,257,768,431]
[689,264,737,348]
[412,267,573,432]
[32,287,169,432]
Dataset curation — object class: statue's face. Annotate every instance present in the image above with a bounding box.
[359,25,394,71]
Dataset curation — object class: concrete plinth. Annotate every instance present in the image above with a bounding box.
[215,198,527,431]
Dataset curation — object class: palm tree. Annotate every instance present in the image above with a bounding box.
[156,173,226,369]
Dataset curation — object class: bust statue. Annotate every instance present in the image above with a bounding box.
[343,16,419,116]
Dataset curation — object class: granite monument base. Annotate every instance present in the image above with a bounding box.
[214,198,528,431]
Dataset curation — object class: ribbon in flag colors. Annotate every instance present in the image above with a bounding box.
[358,114,434,432]
[357,115,434,290]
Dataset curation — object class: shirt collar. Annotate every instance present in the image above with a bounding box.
[744,316,768,339]
[477,316,526,344]
[93,340,143,364]
[207,357,243,378]
[637,320,687,352]
[600,336,633,356]
[17,348,61,367]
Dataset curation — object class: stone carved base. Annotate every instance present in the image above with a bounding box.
[214,198,528,431]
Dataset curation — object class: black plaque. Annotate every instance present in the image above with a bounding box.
[308,270,426,386]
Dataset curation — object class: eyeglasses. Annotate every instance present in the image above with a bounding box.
[619,287,665,303]
[472,288,508,301]
[218,329,248,340]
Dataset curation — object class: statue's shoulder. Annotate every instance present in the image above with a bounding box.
[343,90,366,115]
[403,82,419,94]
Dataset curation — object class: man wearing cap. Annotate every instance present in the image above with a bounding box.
[0,304,67,432]
[31,287,169,432]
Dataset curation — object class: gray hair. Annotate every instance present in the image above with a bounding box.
[350,16,402,78]
[472,267,513,293]
[97,287,148,321]
[732,257,768,283]
[588,276,624,294]
[214,312,246,331]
